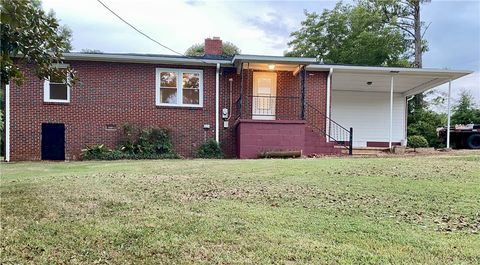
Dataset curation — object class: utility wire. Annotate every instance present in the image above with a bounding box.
[96,0,185,56]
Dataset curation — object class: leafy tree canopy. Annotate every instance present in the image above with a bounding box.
[185,41,240,57]
[451,90,480,125]
[286,2,408,66]
[0,0,73,85]
[407,106,446,148]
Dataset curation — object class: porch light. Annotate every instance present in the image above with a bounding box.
[268,64,275,70]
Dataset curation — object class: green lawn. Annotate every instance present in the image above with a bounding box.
[1,155,479,264]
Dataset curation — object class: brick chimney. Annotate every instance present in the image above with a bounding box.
[204,37,223,56]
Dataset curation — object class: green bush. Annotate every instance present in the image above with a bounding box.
[81,144,113,160]
[82,124,178,160]
[197,139,224,159]
[136,127,174,155]
[407,135,429,150]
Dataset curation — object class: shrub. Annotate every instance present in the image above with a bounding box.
[82,124,178,160]
[407,135,429,150]
[118,123,140,154]
[81,144,112,160]
[136,127,174,155]
[197,139,224,158]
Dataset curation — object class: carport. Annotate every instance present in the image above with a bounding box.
[306,64,472,148]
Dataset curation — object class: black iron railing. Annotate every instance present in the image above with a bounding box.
[305,102,353,155]
[234,94,353,155]
[236,95,302,120]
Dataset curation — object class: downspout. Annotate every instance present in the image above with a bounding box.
[5,83,10,162]
[326,68,333,142]
[215,63,220,143]
[228,78,233,120]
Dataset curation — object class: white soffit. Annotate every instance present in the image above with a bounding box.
[242,63,299,71]
[308,65,473,96]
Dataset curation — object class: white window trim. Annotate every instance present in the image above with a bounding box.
[43,66,71,103]
[155,68,203,108]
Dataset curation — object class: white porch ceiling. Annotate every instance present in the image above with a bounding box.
[242,63,299,72]
[307,64,472,96]
[332,72,449,96]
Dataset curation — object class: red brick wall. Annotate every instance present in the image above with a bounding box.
[236,70,302,120]
[10,61,218,160]
[305,71,328,133]
[219,69,328,158]
[9,61,329,161]
[236,120,306,159]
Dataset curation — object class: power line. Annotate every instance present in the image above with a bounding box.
[96,0,184,56]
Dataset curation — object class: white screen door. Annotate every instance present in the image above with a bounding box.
[252,72,277,120]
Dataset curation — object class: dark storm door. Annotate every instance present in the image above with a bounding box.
[41,123,65,160]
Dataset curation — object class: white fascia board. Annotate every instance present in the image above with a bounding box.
[232,54,317,64]
[306,64,473,78]
[62,53,232,66]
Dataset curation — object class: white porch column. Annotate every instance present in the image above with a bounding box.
[325,68,333,142]
[446,79,452,148]
[389,76,394,148]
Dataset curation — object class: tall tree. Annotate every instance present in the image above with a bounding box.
[362,0,430,68]
[362,0,431,107]
[286,2,408,66]
[451,90,480,125]
[1,0,73,85]
[1,0,73,157]
[185,41,240,57]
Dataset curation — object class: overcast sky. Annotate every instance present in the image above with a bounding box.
[42,0,480,108]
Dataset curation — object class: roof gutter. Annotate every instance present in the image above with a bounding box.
[61,53,232,66]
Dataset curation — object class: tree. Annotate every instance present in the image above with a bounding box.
[362,0,431,107]
[451,90,480,125]
[407,106,446,148]
[1,0,73,85]
[185,41,240,57]
[1,0,73,157]
[363,0,430,68]
[286,2,408,66]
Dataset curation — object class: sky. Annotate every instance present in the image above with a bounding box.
[42,0,480,109]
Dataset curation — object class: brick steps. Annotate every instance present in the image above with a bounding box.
[303,127,342,156]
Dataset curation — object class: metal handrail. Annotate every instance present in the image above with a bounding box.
[236,94,302,120]
[305,102,353,155]
[234,95,353,155]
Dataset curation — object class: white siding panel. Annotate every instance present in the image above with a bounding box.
[331,91,406,147]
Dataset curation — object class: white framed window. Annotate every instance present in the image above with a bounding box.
[43,66,71,103]
[155,68,203,107]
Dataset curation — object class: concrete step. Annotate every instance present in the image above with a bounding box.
[337,146,390,156]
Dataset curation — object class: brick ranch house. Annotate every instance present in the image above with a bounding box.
[4,38,471,161]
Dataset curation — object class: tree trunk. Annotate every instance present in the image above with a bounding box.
[413,0,424,107]
[414,1,422,68]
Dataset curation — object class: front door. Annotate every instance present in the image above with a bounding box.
[41,123,65,160]
[252,72,277,120]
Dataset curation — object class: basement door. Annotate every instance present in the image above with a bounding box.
[41,123,65,160]
[252,72,277,120]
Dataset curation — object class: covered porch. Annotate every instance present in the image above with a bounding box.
[230,55,349,158]
[307,64,472,148]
